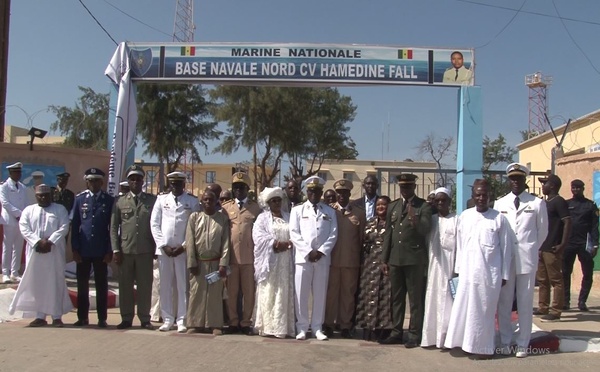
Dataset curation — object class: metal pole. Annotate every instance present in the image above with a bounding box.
[0,0,11,142]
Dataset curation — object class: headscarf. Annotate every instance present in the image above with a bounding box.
[258,187,286,210]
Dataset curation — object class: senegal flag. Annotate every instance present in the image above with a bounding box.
[397,49,413,59]
[181,46,196,56]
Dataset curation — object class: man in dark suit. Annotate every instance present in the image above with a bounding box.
[379,174,432,348]
[71,168,114,328]
[351,175,379,220]
[51,172,75,213]
[110,164,157,330]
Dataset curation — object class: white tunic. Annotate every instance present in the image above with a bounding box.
[421,212,457,348]
[9,203,72,317]
[0,178,27,226]
[444,208,512,355]
[150,192,201,254]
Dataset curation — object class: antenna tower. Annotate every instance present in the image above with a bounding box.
[173,0,195,42]
[525,72,553,136]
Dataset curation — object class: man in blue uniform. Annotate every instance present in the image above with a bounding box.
[563,179,599,312]
[71,168,114,328]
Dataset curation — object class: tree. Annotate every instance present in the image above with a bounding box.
[482,133,517,200]
[136,84,219,189]
[415,132,455,187]
[287,88,358,181]
[210,86,357,190]
[49,86,109,150]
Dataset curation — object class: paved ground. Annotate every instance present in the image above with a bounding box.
[0,281,598,371]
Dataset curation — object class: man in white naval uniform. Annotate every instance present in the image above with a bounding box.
[0,162,27,283]
[151,172,201,333]
[289,176,338,341]
[494,163,548,358]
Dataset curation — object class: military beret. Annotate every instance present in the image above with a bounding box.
[119,181,129,187]
[56,172,71,178]
[31,170,45,177]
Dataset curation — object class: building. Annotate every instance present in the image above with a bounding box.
[517,108,600,290]
[135,161,262,197]
[3,125,64,145]
[315,159,439,200]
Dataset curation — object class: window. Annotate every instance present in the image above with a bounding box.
[206,171,216,183]
[343,172,353,181]
[318,172,328,181]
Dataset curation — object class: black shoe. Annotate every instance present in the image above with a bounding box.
[562,304,570,311]
[116,321,132,330]
[341,329,352,339]
[241,326,254,336]
[97,320,108,328]
[533,310,547,316]
[141,321,155,330]
[324,326,334,338]
[226,326,240,334]
[73,319,89,327]
[378,336,403,345]
[404,340,419,349]
[578,303,589,312]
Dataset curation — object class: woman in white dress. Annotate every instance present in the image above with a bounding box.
[252,187,295,338]
[421,187,458,348]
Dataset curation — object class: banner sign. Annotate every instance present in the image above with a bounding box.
[126,42,475,87]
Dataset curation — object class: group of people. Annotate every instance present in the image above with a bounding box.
[1,160,597,360]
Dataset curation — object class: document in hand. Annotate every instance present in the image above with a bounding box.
[448,277,459,299]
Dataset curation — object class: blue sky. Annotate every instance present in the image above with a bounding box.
[5,0,600,170]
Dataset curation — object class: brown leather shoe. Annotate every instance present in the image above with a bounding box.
[51,319,64,327]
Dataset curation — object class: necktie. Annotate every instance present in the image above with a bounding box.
[514,196,520,209]
[134,195,139,206]
[93,194,98,204]
[402,199,408,212]
[238,200,243,210]
[341,208,346,215]
[15,182,18,190]
[455,69,459,81]
[313,204,318,214]
[174,196,178,205]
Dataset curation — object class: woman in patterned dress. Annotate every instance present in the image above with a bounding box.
[355,196,392,341]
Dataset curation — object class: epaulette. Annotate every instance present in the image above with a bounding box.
[445,66,454,71]
[159,191,169,195]
[76,190,88,197]
[187,192,197,198]
[221,199,234,206]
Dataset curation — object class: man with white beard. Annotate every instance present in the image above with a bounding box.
[444,179,512,359]
[9,184,72,327]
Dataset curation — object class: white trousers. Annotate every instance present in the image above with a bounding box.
[2,224,24,276]
[497,270,536,348]
[158,254,187,325]
[294,261,330,334]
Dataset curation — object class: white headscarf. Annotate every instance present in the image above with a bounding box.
[258,187,286,209]
[434,187,452,198]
